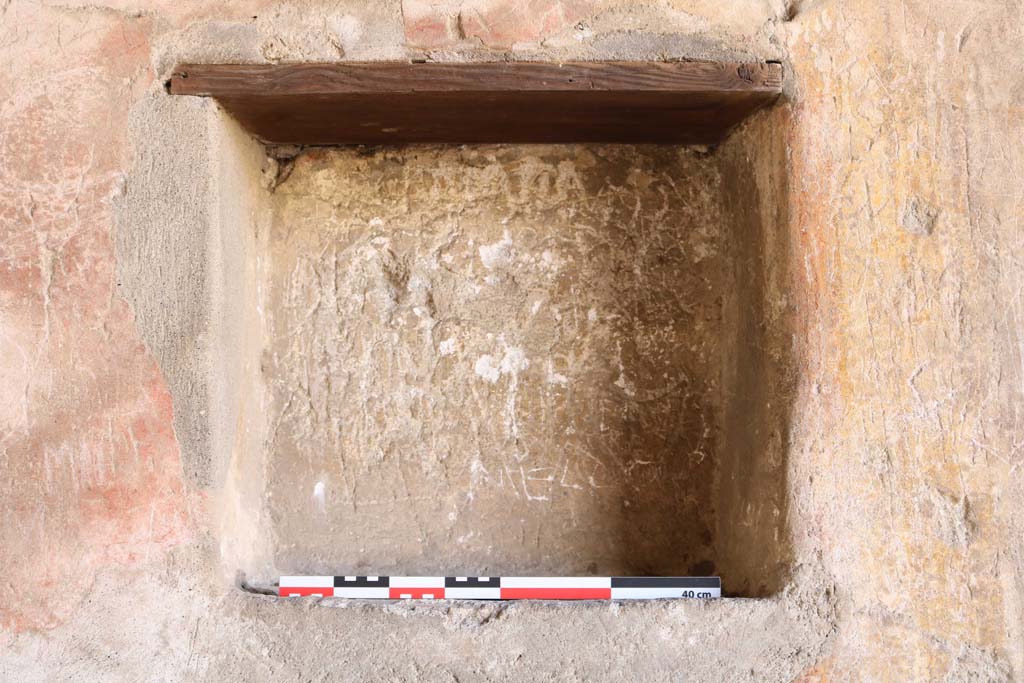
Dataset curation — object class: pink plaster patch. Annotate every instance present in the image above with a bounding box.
[0,14,192,634]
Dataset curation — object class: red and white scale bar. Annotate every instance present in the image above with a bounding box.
[279,576,721,600]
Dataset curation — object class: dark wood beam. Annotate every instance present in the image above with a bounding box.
[169,61,783,145]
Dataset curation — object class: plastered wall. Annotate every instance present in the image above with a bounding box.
[1,1,1022,681]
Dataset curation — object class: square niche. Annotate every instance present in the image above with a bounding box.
[172,62,792,596]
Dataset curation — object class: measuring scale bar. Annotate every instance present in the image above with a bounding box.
[278,576,721,600]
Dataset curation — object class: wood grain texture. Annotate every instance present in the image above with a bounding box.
[169,62,783,145]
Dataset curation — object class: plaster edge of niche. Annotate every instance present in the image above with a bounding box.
[113,82,274,579]
[114,89,214,486]
[206,104,276,583]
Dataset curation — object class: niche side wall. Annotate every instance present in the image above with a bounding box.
[716,107,795,597]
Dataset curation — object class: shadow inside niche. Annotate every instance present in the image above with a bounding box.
[594,109,796,596]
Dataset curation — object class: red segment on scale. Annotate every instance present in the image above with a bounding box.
[389,587,445,599]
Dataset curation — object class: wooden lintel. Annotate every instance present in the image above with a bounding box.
[169,61,783,145]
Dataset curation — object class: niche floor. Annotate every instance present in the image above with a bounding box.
[258,141,789,588]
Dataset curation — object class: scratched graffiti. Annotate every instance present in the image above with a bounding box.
[264,145,724,575]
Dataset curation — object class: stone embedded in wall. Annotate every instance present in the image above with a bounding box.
[403,0,600,47]
[901,195,940,236]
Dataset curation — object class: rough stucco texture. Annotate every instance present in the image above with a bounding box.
[266,146,730,578]
[1,0,1023,681]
